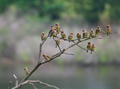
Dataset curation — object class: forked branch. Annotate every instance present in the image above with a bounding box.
[11,26,105,89]
[12,80,59,89]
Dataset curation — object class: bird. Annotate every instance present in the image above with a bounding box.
[106,25,111,36]
[90,29,95,38]
[86,42,91,53]
[68,32,73,42]
[43,54,50,62]
[50,29,57,37]
[41,32,46,41]
[56,37,61,48]
[76,32,81,41]
[90,44,95,54]
[48,26,54,37]
[96,26,101,35]
[24,67,29,75]
[83,29,87,38]
[55,23,60,34]
[61,30,66,39]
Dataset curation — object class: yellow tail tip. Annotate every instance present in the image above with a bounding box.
[86,52,88,53]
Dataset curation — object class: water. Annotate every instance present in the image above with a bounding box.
[0,64,120,89]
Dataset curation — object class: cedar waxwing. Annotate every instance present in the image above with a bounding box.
[61,31,66,39]
[24,67,29,75]
[106,25,111,36]
[83,29,87,38]
[43,54,50,62]
[55,23,60,34]
[76,32,81,41]
[56,37,61,48]
[68,32,73,42]
[48,26,54,37]
[50,29,57,37]
[96,26,101,35]
[90,29,95,38]
[41,32,46,41]
[90,44,95,54]
[86,42,91,53]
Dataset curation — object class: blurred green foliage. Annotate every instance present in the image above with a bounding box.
[0,0,120,23]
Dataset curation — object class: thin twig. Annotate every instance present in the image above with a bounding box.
[72,41,86,51]
[13,74,18,86]
[65,41,80,50]
[57,45,62,52]
[8,81,12,89]
[63,52,74,55]
[38,36,48,61]
[28,82,38,89]
[41,86,48,89]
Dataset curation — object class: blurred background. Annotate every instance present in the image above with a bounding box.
[0,0,120,89]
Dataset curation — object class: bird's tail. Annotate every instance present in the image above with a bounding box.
[86,50,88,53]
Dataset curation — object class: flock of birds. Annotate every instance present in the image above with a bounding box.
[41,24,111,41]
[40,23,115,63]
[24,24,115,75]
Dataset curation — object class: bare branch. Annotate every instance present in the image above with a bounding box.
[72,41,86,51]
[12,80,59,89]
[28,82,38,89]
[13,74,18,86]
[38,36,48,61]
[57,45,62,52]
[63,52,74,55]
[65,41,80,50]
[41,86,48,89]
[8,81,12,89]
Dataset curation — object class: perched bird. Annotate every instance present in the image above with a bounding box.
[24,67,29,75]
[86,42,91,53]
[90,44,95,54]
[90,29,95,38]
[43,54,50,62]
[48,26,53,36]
[68,32,73,42]
[106,25,111,36]
[76,32,81,41]
[55,23,60,34]
[41,32,46,41]
[96,26,101,35]
[83,29,87,38]
[50,29,57,37]
[61,31,66,39]
[56,37,61,48]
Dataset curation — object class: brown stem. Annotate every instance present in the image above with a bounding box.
[38,36,48,61]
